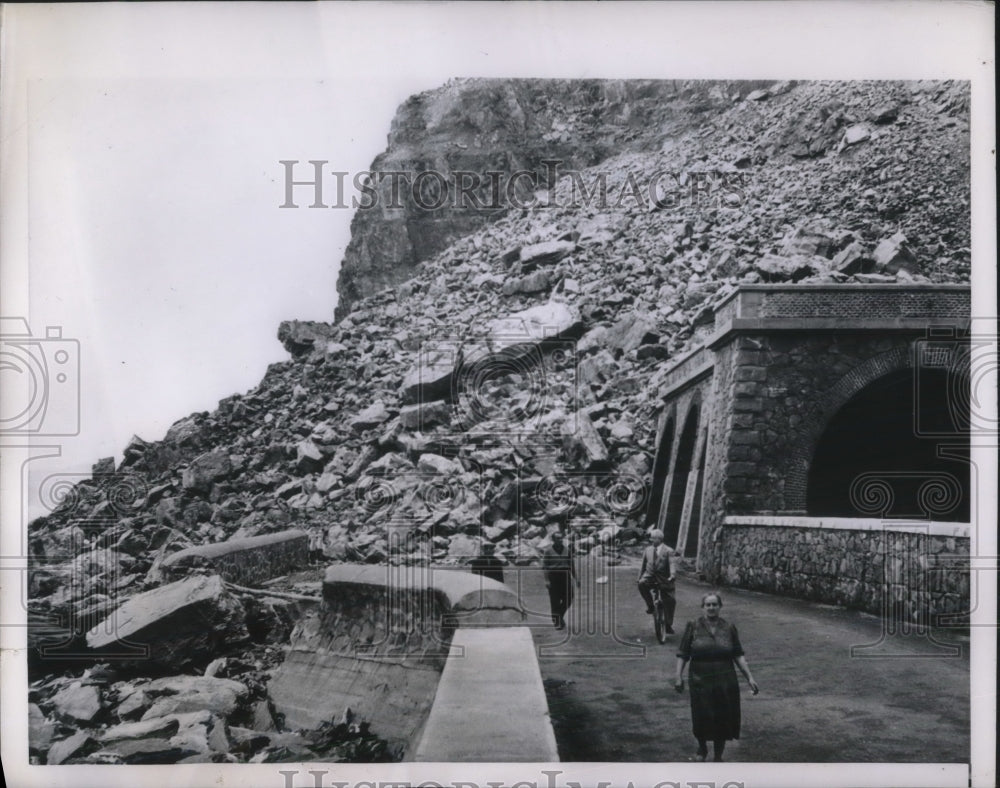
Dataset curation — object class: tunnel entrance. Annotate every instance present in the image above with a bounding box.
[664,406,699,547]
[807,369,970,520]
[646,416,675,530]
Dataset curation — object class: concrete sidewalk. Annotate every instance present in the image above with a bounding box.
[507,560,969,763]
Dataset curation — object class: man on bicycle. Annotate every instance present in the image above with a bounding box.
[638,529,676,634]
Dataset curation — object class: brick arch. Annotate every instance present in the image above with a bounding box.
[784,346,913,511]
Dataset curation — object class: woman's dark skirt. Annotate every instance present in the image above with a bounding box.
[688,658,741,741]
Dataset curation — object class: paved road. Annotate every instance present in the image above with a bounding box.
[504,558,970,763]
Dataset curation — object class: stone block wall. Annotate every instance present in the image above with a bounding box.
[720,517,971,621]
[162,529,309,586]
[713,284,970,328]
[718,333,916,514]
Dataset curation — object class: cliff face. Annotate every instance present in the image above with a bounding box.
[334,78,780,319]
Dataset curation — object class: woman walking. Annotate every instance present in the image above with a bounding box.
[674,592,759,762]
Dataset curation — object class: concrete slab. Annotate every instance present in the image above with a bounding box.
[413,627,559,762]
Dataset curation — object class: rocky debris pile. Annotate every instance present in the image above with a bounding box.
[28,649,389,764]
[26,79,969,761]
[336,78,789,319]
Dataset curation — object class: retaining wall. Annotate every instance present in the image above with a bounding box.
[720,516,971,621]
[268,564,556,761]
[162,529,309,585]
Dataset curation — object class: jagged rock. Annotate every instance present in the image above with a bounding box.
[349,400,392,432]
[400,341,461,405]
[636,343,670,361]
[604,312,659,353]
[609,421,635,442]
[87,574,247,669]
[871,103,899,124]
[840,124,871,148]
[518,239,576,271]
[181,450,231,493]
[416,453,463,475]
[121,435,153,467]
[252,699,279,732]
[101,715,181,742]
[854,272,898,283]
[95,736,195,764]
[754,253,826,282]
[114,686,151,720]
[447,534,480,558]
[833,241,875,275]
[51,681,103,723]
[873,231,918,274]
[502,268,554,295]
[561,411,610,470]
[277,320,335,357]
[487,301,582,356]
[92,457,115,476]
[399,400,452,430]
[275,479,303,499]
[295,440,325,473]
[29,703,56,751]
[163,415,202,446]
[140,676,248,719]
[47,731,92,765]
[315,472,340,494]
[781,226,836,259]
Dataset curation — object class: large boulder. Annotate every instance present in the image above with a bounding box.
[86,574,247,670]
[277,320,336,357]
[754,253,826,282]
[486,301,583,357]
[47,731,92,765]
[518,239,576,271]
[50,681,103,724]
[604,312,659,353]
[140,676,249,719]
[181,450,231,493]
[349,400,393,432]
[872,231,918,274]
[400,341,461,405]
[561,411,610,470]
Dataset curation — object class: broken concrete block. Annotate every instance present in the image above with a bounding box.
[86,574,247,669]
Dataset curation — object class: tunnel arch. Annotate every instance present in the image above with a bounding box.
[664,403,700,547]
[646,409,676,530]
[806,368,969,519]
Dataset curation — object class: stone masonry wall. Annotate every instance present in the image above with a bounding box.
[695,340,738,578]
[720,521,970,621]
[162,530,309,586]
[720,333,917,514]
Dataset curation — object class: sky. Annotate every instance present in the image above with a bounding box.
[1,3,994,520]
[0,4,995,787]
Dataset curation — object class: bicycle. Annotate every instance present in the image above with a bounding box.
[651,585,670,644]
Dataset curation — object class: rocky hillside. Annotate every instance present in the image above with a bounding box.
[26,79,970,764]
[334,78,787,319]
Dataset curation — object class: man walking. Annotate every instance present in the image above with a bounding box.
[638,529,676,633]
[542,530,579,630]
